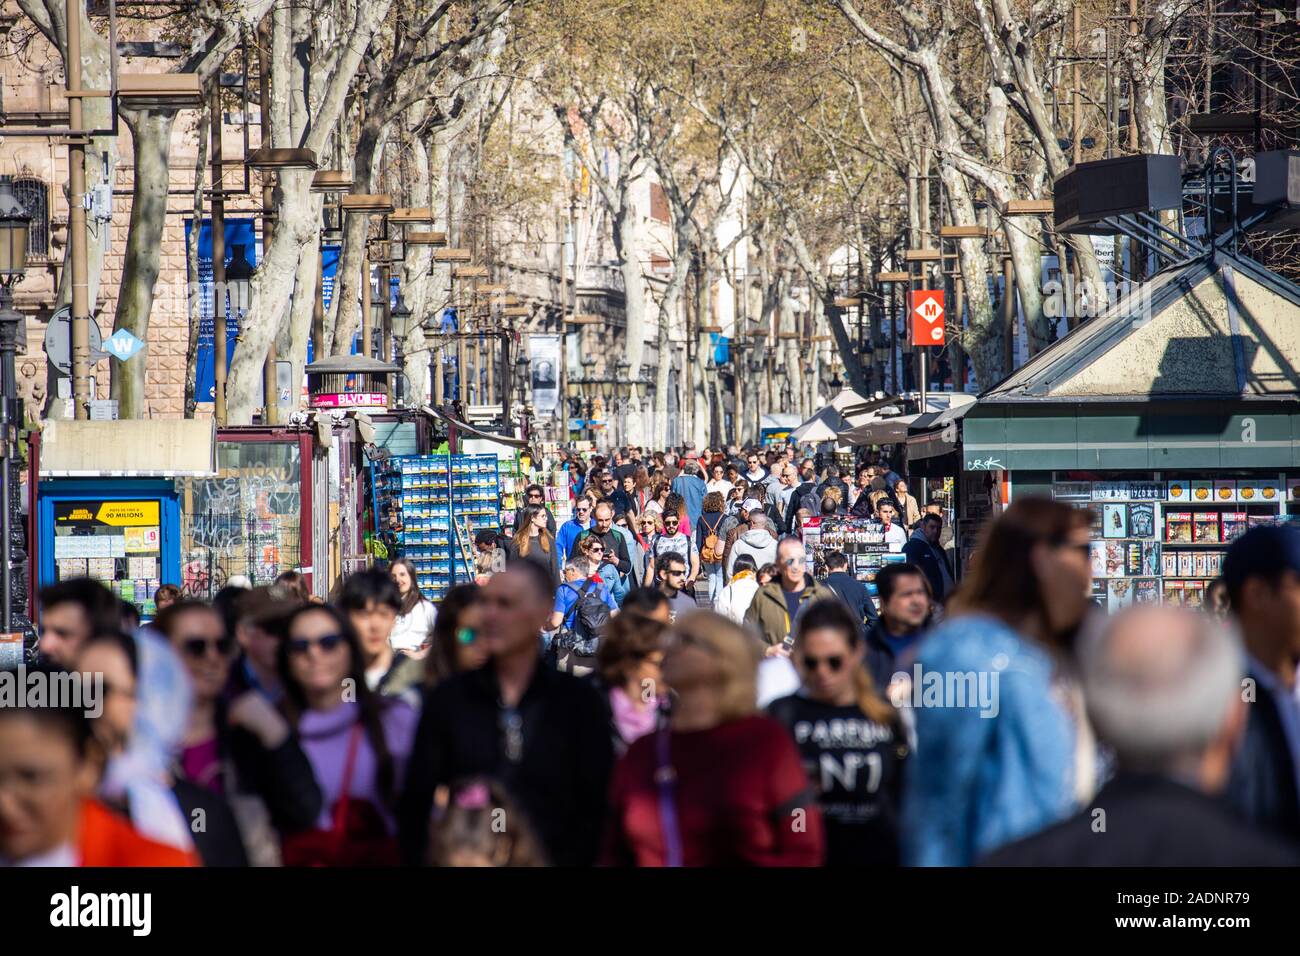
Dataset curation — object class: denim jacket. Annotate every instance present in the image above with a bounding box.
[901,613,1077,866]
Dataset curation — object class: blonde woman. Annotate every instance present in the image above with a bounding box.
[602,610,824,866]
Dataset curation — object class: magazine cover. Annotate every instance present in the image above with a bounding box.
[1167,480,1189,503]
[1128,502,1156,539]
[1162,550,1178,576]
[1134,578,1160,605]
[1143,541,1161,576]
[1258,478,1281,504]
[1221,512,1248,542]
[1124,541,1144,576]
[1103,503,1128,538]
[1090,578,1109,606]
[1105,541,1126,578]
[1178,551,1196,577]
[1090,541,1107,578]
[1108,579,1134,612]
[1165,511,1193,543]
[1194,551,1208,578]
[1190,480,1215,504]
[1213,479,1237,503]
[1237,480,1259,503]
[1193,512,1221,543]
[1183,580,1206,608]
[1163,580,1185,605]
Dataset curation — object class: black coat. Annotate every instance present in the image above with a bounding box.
[823,571,879,635]
[1224,665,1300,843]
[399,659,615,866]
[981,774,1300,866]
[901,536,954,603]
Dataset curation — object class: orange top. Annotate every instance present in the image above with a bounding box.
[77,798,199,868]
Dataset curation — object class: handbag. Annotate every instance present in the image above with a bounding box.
[281,723,399,867]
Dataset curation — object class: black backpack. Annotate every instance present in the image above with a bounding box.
[558,578,610,655]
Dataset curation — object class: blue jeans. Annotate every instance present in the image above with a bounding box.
[703,562,723,605]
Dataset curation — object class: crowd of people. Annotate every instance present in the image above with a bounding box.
[1,441,1298,868]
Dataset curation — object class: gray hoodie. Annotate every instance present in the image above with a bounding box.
[727,527,777,579]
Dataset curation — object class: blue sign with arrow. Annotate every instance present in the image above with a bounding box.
[106,328,145,361]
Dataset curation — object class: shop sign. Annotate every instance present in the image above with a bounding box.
[310,392,388,409]
[55,501,160,527]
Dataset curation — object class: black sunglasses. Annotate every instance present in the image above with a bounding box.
[181,635,235,659]
[802,654,845,673]
[288,633,346,655]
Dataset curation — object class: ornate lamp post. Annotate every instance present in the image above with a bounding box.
[0,176,30,637]
[390,294,413,406]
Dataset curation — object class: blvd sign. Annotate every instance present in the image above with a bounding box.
[909,290,945,346]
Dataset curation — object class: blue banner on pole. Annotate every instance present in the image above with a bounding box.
[306,243,342,364]
[186,218,258,403]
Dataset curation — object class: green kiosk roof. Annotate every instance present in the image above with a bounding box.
[963,251,1300,472]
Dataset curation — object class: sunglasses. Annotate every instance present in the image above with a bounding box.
[782,555,806,566]
[288,633,346,655]
[181,635,235,659]
[802,654,845,673]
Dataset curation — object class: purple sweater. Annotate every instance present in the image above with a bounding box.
[296,699,419,834]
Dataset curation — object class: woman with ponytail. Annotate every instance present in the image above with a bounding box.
[767,599,909,866]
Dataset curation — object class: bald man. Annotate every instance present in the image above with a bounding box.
[984,606,1299,866]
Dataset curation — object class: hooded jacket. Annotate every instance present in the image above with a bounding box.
[726,527,778,580]
[743,574,838,647]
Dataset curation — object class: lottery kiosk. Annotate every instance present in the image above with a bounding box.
[33,419,217,617]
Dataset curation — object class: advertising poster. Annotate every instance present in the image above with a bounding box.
[529,334,561,415]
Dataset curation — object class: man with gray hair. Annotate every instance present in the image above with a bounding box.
[984,606,1299,866]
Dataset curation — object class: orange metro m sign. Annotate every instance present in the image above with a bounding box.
[909,290,945,347]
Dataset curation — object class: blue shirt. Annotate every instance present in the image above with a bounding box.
[556,516,591,565]
[901,613,1076,866]
[553,576,618,627]
[671,474,708,527]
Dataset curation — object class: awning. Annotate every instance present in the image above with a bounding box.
[838,393,976,446]
[907,401,976,460]
[789,403,882,443]
[39,418,217,477]
[962,402,1300,472]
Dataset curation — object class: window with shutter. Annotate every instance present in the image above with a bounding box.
[12,178,49,257]
[649,182,669,222]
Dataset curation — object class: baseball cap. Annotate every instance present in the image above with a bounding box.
[1222,524,1300,598]
[742,498,763,513]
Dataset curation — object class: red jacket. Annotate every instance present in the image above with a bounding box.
[78,799,199,868]
[602,715,824,866]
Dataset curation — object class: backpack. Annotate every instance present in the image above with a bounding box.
[699,513,724,564]
[557,578,610,656]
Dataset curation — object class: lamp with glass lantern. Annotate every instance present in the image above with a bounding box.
[0,175,29,635]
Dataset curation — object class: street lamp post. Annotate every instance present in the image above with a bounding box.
[0,177,30,636]
[390,294,413,407]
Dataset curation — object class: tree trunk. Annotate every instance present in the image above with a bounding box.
[613,172,649,446]
[225,169,315,424]
[329,121,387,355]
[110,109,177,418]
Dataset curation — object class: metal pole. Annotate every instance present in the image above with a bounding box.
[1073,5,1083,165]
[0,293,13,630]
[259,26,278,424]
[67,0,91,419]
[211,86,228,424]
[360,251,372,358]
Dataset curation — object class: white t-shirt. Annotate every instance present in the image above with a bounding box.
[390,599,438,652]
[882,523,907,552]
[757,656,802,708]
[707,478,734,498]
